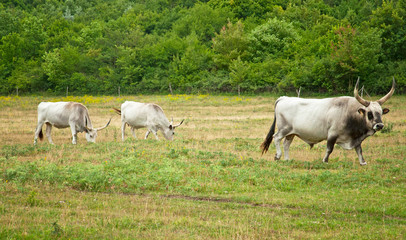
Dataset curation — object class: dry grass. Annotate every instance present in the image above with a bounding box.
[2,94,403,164]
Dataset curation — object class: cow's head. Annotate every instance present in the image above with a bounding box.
[162,118,184,140]
[85,118,112,143]
[354,77,395,131]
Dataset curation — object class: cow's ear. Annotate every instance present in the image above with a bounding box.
[358,108,366,116]
[382,108,390,115]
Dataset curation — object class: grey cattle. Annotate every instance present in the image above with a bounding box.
[261,78,395,165]
[34,102,111,144]
[113,101,184,141]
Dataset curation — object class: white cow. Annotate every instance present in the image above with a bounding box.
[261,78,395,165]
[34,102,111,145]
[113,101,184,141]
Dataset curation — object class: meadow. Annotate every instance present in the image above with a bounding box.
[0,94,405,239]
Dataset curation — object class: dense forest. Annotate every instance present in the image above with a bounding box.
[1,0,405,95]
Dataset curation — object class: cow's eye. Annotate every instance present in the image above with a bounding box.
[367,112,373,120]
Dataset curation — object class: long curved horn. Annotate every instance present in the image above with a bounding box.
[377,77,395,105]
[354,77,370,107]
[173,119,184,128]
[95,117,112,131]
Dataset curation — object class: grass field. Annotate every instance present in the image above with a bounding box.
[1,94,405,239]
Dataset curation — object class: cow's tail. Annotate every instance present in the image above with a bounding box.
[38,128,44,141]
[113,107,121,115]
[260,114,276,155]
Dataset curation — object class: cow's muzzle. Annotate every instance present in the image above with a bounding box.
[373,123,384,131]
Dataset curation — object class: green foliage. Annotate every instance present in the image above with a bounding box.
[169,34,214,92]
[8,59,43,93]
[209,0,283,20]
[329,25,358,92]
[1,0,406,95]
[248,17,299,62]
[172,3,231,43]
[370,0,406,61]
[42,45,86,93]
[212,20,248,70]
[0,7,21,39]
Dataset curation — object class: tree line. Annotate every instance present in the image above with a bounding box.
[1,0,405,95]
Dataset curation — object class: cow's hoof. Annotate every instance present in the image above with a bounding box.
[360,162,367,166]
[274,156,281,161]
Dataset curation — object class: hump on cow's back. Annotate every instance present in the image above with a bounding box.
[332,97,351,107]
[151,104,163,113]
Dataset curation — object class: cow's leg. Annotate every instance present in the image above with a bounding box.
[45,123,54,144]
[273,128,290,160]
[145,126,159,140]
[322,136,337,163]
[34,122,44,145]
[69,123,77,144]
[121,122,126,141]
[152,130,159,140]
[146,127,159,140]
[273,135,283,160]
[131,127,137,138]
[283,135,295,160]
[355,145,367,166]
[144,130,150,139]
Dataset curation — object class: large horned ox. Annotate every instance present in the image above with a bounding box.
[113,101,184,141]
[34,102,111,145]
[261,78,395,165]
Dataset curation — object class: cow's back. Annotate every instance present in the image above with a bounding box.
[121,101,169,129]
[37,102,81,128]
[38,102,68,121]
[275,97,344,143]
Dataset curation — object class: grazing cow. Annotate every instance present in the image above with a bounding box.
[113,101,184,141]
[34,102,111,145]
[261,78,395,165]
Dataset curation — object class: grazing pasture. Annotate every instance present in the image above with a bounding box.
[1,94,405,239]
